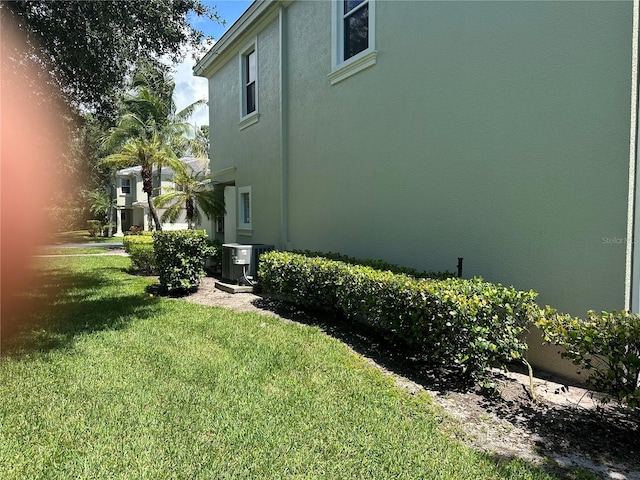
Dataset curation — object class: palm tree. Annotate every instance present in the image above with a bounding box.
[86,188,114,236]
[153,162,224,230]
[100,63,205,231]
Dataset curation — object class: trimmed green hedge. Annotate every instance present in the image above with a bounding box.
[153,230,211,293]
[123,234,155,274]
[292,249,455,280]
[259,251,538,379]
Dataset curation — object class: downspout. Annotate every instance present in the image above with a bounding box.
[279,5,290,250]
[626,0,640,311]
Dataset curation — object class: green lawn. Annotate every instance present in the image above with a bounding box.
[37,246,111,255]
[51,230,124,245]
[0,256,556,479]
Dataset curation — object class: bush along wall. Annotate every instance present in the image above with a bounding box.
[291,249,455,280]
[537,308,640,409]
[123,234,156,275]
[258,251,538,380]
[153,230,211,293]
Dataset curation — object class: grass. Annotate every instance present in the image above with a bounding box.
[37,246,111,255]
[51,230,124,245]
[0,256,557,479]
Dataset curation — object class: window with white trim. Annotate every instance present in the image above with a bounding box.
[239,43,259,129]
[344,0,369,60]
[329,0,377,85]
[120,178,131,195]
[238,186,252,230]
[244,49,256,114]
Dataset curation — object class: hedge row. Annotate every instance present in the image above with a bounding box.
[258,251,538,379]
[291,249,455,280]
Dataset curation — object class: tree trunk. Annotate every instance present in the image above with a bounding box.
[148,193,162,231]
[186,198,194,229]
[142,166,162,231]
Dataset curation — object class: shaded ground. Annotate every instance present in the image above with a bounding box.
[184,276,640,480]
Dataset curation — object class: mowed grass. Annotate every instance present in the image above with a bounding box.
[0,256,555,479]
[37,246,111,255]
[50,230,124,245]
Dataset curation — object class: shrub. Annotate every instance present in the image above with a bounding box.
[124,225,147,236]
[205,238,223,273]
[259,251,538,379]
[101,222,116,237]
[537,308,640,408]
[153,230,212,293]
[87,220,101,237]
[123,235,155,274]
[292,249,455,280]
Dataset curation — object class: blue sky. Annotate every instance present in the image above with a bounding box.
[198,1,253,41]
[173,1,253,127]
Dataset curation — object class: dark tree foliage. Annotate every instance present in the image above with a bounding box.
[1,0,219,119]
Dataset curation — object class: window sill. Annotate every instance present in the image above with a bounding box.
[328,50,377,86]
[238,112,260,130]
[237,228,253,236]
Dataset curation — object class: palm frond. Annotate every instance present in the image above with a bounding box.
[159,200,183,224]
[153,191,184,209]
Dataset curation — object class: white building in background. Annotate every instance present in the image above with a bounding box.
[114,157,212,235]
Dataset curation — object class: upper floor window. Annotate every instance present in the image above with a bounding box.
[329,0,377,85]
[343,0,369,60]
[120,178,131,195]
[244,49,256,114]
[238,42,260,130]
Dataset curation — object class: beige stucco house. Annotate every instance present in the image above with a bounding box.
[195,0,639,378]
[114,157,214,235]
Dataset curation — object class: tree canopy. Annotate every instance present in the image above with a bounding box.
[1,0,219,119]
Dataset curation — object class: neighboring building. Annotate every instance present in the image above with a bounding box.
[115,157,213,235]
[195,0,638,378]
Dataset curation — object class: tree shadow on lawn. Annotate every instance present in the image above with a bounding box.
[2,267,162,356]
[251,296,640,477]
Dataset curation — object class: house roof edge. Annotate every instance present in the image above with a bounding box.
[194,0,292,78]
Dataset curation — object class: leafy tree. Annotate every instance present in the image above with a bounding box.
[101,63,206,231]
[154,163,225,230]
[1,0,219,119]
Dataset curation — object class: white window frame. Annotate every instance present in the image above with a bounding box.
[120,178,131,195]
[238,40,260,130]
[329,0,377,85]
[238,186,252,231]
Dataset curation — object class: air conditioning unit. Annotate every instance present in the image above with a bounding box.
[221,243,274,284]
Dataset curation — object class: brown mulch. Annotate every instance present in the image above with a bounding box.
[180,276,640,480]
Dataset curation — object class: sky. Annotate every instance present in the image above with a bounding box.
[172,1,253,128]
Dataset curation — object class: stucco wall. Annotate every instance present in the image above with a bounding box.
[204,0,634,381]
[284,0,632,319]
[208,11,283,245]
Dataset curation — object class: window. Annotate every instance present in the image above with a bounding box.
[245,49,256,114]
[120,178,131,195]
[238,186,252,230]
[329,0,377,85]
[343,0,369,60]
[239,42,260,129]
